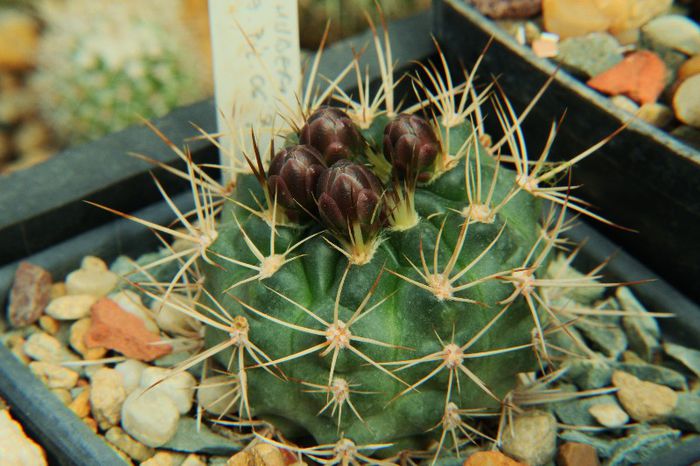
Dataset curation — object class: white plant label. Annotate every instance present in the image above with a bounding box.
[208,0,301,181]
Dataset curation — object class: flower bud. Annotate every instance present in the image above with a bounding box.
[300,106,364,165]
[268,145,326,220]
[383,113,440,180]
[316,160,385,239]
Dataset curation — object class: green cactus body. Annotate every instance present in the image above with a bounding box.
[202,116,547,452]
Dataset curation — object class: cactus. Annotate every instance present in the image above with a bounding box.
[108,21,622,464]
[32,0,209,145]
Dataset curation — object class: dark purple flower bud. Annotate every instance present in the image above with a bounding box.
[316,160,385,239]
[383,113,440,180]
[268,145,326,220]
[300,106,364,165]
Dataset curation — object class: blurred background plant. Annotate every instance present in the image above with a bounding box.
[0,0,430,174]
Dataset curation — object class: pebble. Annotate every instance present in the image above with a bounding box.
[467,0,542,19]
[69,318,107,360]
[463,451,526,465]
[45,294,97,320]
[564,358,613,389]
[557,33,622,77]
[664,341,700,377]
[637,103,674,127]
[7,262,52,327]
[502,410,557,465]
[162,417,242,455]
[532,34,559,58]
[121,388,180,447]
[612,370,678,421]
[111,290,159,334]
[574,317,628,360]
[85,298,172,361]
[115,359,149,394]
[51,388,73,405]
[182,454,207,466]
[671,124,700,148]
[673,74,700,127]
[615,361,686,390]
[678,54,700,82]
[557,442,600,466]
[105,426,155,462]
[227,443,286,466]
[140,367,196,414]
[587,51,667,104]
[0,11,39,71]
[541,0,672,39]
[141,451,181,466]
[66,257,119,297]
[197,375,239,416]
[0,408,47,466]
[50,282,67,300]
[38,315,60,335]
[552,387,618,426]
[90,367,127,430]
[664,392,700,432]
[69,387,91,418]
[588,403,629,428]
[151,293,202,336]
[29,361,79,390]
[617,287,660,362]
[606,425,680,466]
[23,332,78,363]
[642,15,700,55]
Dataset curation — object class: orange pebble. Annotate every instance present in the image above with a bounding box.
[587,50,667,104]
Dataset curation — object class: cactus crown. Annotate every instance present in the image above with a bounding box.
[100,18,624,465]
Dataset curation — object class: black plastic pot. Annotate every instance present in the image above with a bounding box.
[433,0,700,304]
[1,8,699,466]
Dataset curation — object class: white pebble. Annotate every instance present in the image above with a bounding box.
[23,332,78,363]
[90,368,127,430]
[45,294,97,320]
[140,367,196,414]
[589,402,630,427]
[29,362,79,390]
[151,293,202,336]
[121,388,180,447]
[66,262,119,297]
[115,359,149,394]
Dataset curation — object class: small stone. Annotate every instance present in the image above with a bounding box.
[532,34,559,58]
[463,451,526,466]
[664,341,700,377]
[69,387,91,418]
[90,367,127,430]
[559,430,616,459]
[83,417,98,433]
[502,410,557,465]
[50,283,67,300]
[589,403,629,428]
[81,256,108,272]
[197,375,239,416]
[105,427,155,462]
[182,454,207,466]
[606,425,680,465]
[0,408,47,466]
[7,262,52,327]
[140,367,196,414]
[642,15,700,55]
[612,370,678,421]
[121,388,180,447]
[0,11,39,70]
[612,27,640,46]
[69,318,107,360]
[85,298,171,361]
[51,388,73,405]
[575,317,627,360]
[610,95,640,114]
[111,290,159,334]
[557,33,622,78]
[115,359,149,394]
[38,316,60,335]
[553,387,619,426]
[617,287,660,362]
[152,293,202,336]
[637,103,674,127]
[564,358,613,389]
[678,54,700,82]
[66,259,119,297]
[228,444,286,466]
[557,442,600,466]
[141,451,178,466]
[45,294,97,320]
[587,51,667,104]
[671,124,700,149]
[663,392,700,432]
[162,417,242,455]
[673,74,700,127]
[29,361,79,389]
[23,332,77,363]
[615,361,686,389]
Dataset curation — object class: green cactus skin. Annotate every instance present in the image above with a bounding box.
[201,116,548,453]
